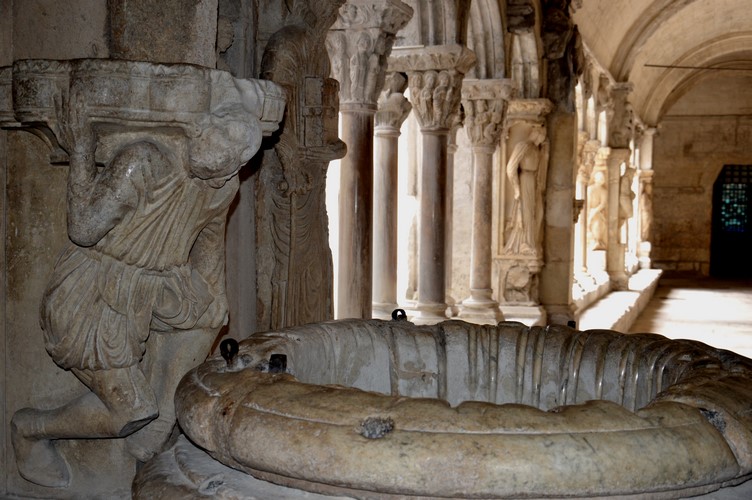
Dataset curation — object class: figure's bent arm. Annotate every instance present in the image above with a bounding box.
[67,151,137,247]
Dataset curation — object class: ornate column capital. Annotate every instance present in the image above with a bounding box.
[461,78,516,148]
[327,0,413,110]
[505,98,554,127]
[375,72,411,133]
[2,59,285,162]
[578,138,601,183]
[607,82,634,149]
[389,45,477,131]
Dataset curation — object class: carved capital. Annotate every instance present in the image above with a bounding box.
[607,82,634,149]
[505,98,554,126]
[2,59,285,164]
[578,139,601,183]
[389,45,476,131]
[375,72,411,131]
[327,0,413,108]
[461,79,516,147]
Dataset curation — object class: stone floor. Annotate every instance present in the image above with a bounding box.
[630,278,752,360]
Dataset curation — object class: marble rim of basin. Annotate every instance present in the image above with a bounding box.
[175,320,752,499]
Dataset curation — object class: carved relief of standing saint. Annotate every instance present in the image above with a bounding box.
[588,170,608,250]
[640,180,653,242]
[504,124,549,256]
[619,165,637,228]
[255,0,346,332]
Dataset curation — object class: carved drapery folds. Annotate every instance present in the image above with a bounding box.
[499,98,552,308]
[2,59,284,488]
[256,0,347,331]
[588,147,609,251]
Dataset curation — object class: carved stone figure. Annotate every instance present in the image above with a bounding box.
[588,170,608,250]
[255,0,347,331]
[5,60,284,488]
[640,178,653,242]
[619,165,637,230]
[504,123,549,256]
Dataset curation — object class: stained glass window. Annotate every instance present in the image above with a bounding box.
[718,166,752,233]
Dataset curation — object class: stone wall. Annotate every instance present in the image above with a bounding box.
[0,2,123,497]
[653,116,752,276]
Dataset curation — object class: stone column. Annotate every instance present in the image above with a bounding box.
[577,138,600,272]
[605,82,634,290]
[637,127,656,269]
[390,45,476,324]
[445,120,461,317]
[498,98,553,326]
[372,73,411,319]
[327,0,413,319]
[459,79,515,324]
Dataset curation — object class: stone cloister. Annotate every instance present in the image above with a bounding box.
[1,0,752,498]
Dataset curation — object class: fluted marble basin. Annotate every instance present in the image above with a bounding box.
[167,320,752,499]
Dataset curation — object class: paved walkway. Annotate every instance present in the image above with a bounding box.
[630,278,752,359]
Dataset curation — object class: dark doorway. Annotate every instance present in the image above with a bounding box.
[711,165,752,277]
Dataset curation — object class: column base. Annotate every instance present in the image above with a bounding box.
[638,241,652,269]
[608,271,630,291]
[413,302,448,325]
[544,304,576,326]
[459,291,504,325]
[372,302,400,320]
[446,295,460,318]
[500,305,546,327]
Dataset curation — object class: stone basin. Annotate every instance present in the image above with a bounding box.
[167,319,752,499]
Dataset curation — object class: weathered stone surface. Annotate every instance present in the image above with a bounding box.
[255,1,346,330]
[173,319,752,499]
[2,59,284,491]
[109,0,219,66]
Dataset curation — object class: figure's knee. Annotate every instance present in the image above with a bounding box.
[75,366,159,437]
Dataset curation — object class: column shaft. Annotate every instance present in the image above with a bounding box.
[338,109,375,318]
[606,148,630,290]
[460,145,502,322]
[372,127,400,318]
[417,131,449,320]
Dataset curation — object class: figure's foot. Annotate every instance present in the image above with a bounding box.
[125,417,174,462]
[11,409,70,488]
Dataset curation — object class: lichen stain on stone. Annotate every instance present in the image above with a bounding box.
[358,416,395,439]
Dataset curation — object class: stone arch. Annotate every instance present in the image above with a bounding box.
[466,0,506,79]
[610,0,703,81]
[641,32,752,123]
[395,0,471,47]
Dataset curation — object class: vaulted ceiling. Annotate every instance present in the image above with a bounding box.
[574,0,752,124]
